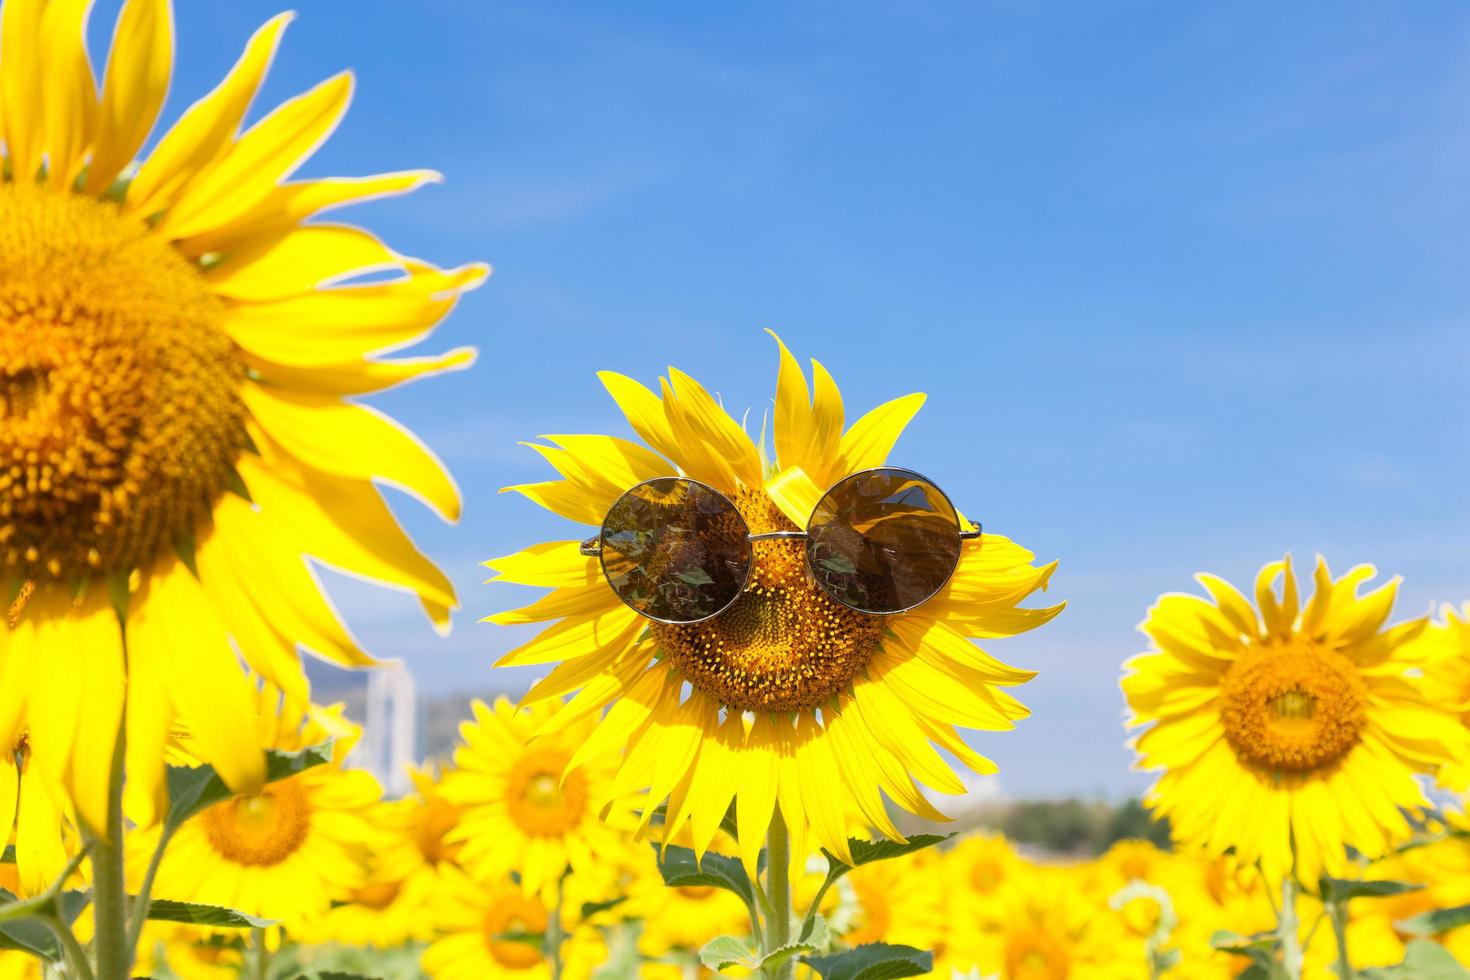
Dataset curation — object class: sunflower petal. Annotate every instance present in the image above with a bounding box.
[86,0,172,194]
[126,12,291,217]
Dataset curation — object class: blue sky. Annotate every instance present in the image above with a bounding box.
[138,2,1469,796]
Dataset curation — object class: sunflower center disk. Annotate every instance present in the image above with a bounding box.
[483,895,549,970]
[505,748,588,837]
[201,780,312,867]
[652,489,884,713]
[1005,928,1070,980]
[0,185,245,581]
[1219,641,1367,774]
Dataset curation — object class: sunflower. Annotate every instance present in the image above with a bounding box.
[1414,603,1470,789]
[440,697,634,900]
[421,867,607,980]
[297,797,438,949]
[486,333,1060,872]
[128,688,383,930]
[833,849,947,957]
[947,867,1136,980]
[1123,556,1470,882]
[943,832,1024,931]
[0,0,482,835]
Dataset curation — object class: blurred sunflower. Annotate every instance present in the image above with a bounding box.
[368,766,467,906]
[0,0,482,832]
[1414,602,1470,789]
[1123,557,1470,881]
[421,868,607,980]
[835,849,947,956]
[298,797,438,949]
[486,333,1060,872]
[440,697,633,899]
[129,688,383,929]
[948,868,1136,980]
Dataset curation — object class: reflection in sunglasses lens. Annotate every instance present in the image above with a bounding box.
[806,469,962,614]
[600,478,751,623]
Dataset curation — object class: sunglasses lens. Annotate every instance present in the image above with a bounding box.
[806,469,962,614]
[599,478,750,623]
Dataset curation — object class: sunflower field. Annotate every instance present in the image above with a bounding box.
[2,1,1468,979]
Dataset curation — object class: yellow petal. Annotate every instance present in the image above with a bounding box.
[15,766,66,898]
[1,0,44,181]
[768,329,813,474]
[835,392,925,477]
[176,169,441,256]
[765,464,823,529]
[732,738,778,881]
[484,541,598,590]
[238,441,458,629]
[223,262,487,366]
[126,12,291,217]
[0,761,16,854]
[241,346,477,397]
[244,383,460,522]
[207,224,399,302]
[666,368,762,489]
[597,371,683,467]
[86,0,172,194]
[158,71,353,240]
[40,0,97,189]
[198,491,374,682]
[806,359,845,485]
[129,558,265,796]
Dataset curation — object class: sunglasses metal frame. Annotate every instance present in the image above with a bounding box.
[578,467,981,623]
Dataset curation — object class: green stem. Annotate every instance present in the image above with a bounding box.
[1278,875,1303,980]
[1329,901,1355,980]
[37,913,94,980]
[251,926,270,980]
[546,873,565,980]
[123,824,175,956]
[763,810,794,980]
[90,724,129,980]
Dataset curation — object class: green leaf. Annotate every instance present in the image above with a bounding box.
[1395,904,1470,937]
[810,835,953,910]
[802,943,934,980]
[0,918,62,961]
[837,834,952,869]
[579,895,628,922]
[165,742,333,830]
[653,844,754,908]
[1361,940,1470,979]
[699,935,759,972]
[145,899,276,928]
[1321,876,1425,903]
[1209,930,1285,975]
[759,915,830,972]
[0,846,12,864]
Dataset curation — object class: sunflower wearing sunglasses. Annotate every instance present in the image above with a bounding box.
[487,332,1061,873]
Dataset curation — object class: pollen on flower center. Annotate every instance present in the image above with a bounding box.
[201,780,312,868]
[653,487,884,713]
[0,185,245,582]
[504,747,588,837]
[1219,640,1367,774]
[483,893,549,970]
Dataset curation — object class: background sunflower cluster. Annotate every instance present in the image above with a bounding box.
[1,1,1467,979]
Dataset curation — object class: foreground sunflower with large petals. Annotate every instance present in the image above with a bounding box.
[0,0,482,835]
[486,333,1061,871]
[1123,556,1470,881]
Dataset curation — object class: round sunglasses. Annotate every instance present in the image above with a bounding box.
[578,466,982,624]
